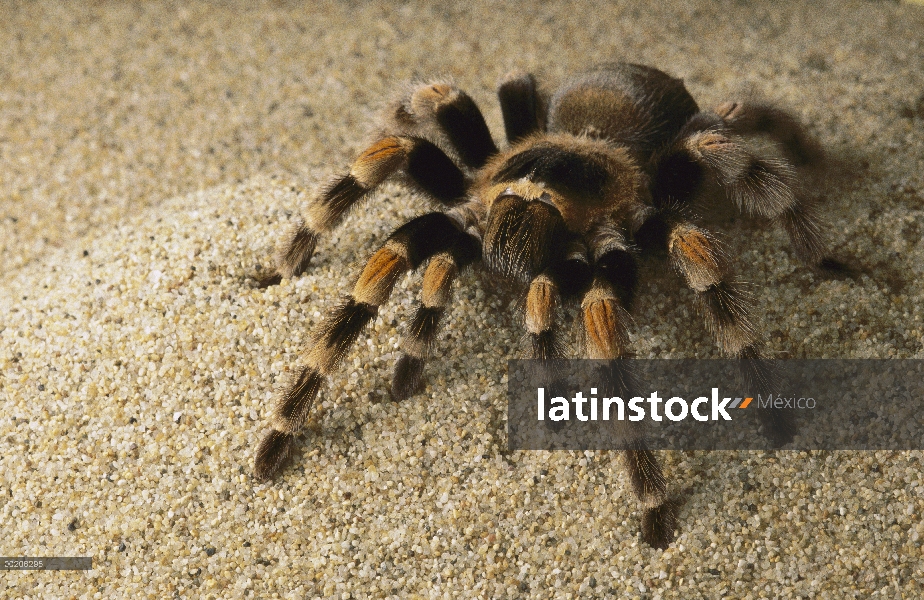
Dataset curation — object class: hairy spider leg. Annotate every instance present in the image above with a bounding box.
[265,136,467,284]
[255,212,474,480]
[652,112,829,266]
[497,71,546,144]
[579,255,675,548]
[665,219,761,358]
[640,213,797,444]
[267,78,501,284]
[391,205,482,400]
[411,84,498,169]
[716,100,824,168]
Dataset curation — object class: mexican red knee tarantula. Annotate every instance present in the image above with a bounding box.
[254,63,834,548]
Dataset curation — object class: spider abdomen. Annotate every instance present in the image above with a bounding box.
[548,63,699,162]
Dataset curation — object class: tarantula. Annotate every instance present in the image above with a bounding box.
[253,63,832,548]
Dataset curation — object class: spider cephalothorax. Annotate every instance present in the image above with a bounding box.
[253,63,833,548]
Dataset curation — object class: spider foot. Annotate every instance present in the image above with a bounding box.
[253,271,283,288]
[275,218,318,279]
[392,354,426,401]
[641,499,679,550]
[254,429,296,481]
[759,407,797,448]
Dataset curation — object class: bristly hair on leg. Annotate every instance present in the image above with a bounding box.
[254,429,295,481]
[484,196,568,284]
[622,440,667,507]
[727,156,797,218]
[273,216,318,280]
[715,100,825,168]
[306,298,379,375]
[530,329,565,361]
[392,354,427,401]
[271,365,325,434]
[391,306,443,401]
[694,279,761,355]
[778,197,828,266]
[498,70,544,144]
[641,498,680,550]
[736,346,797,446]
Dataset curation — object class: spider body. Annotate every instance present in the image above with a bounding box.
[254,63,831,548]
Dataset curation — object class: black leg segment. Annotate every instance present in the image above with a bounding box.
[434,92,498,169]
[498,71,543,144]
[405,139,468,204]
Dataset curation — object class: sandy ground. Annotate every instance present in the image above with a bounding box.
[1,1,923,598]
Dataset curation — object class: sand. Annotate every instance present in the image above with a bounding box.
[1,1,923,598]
